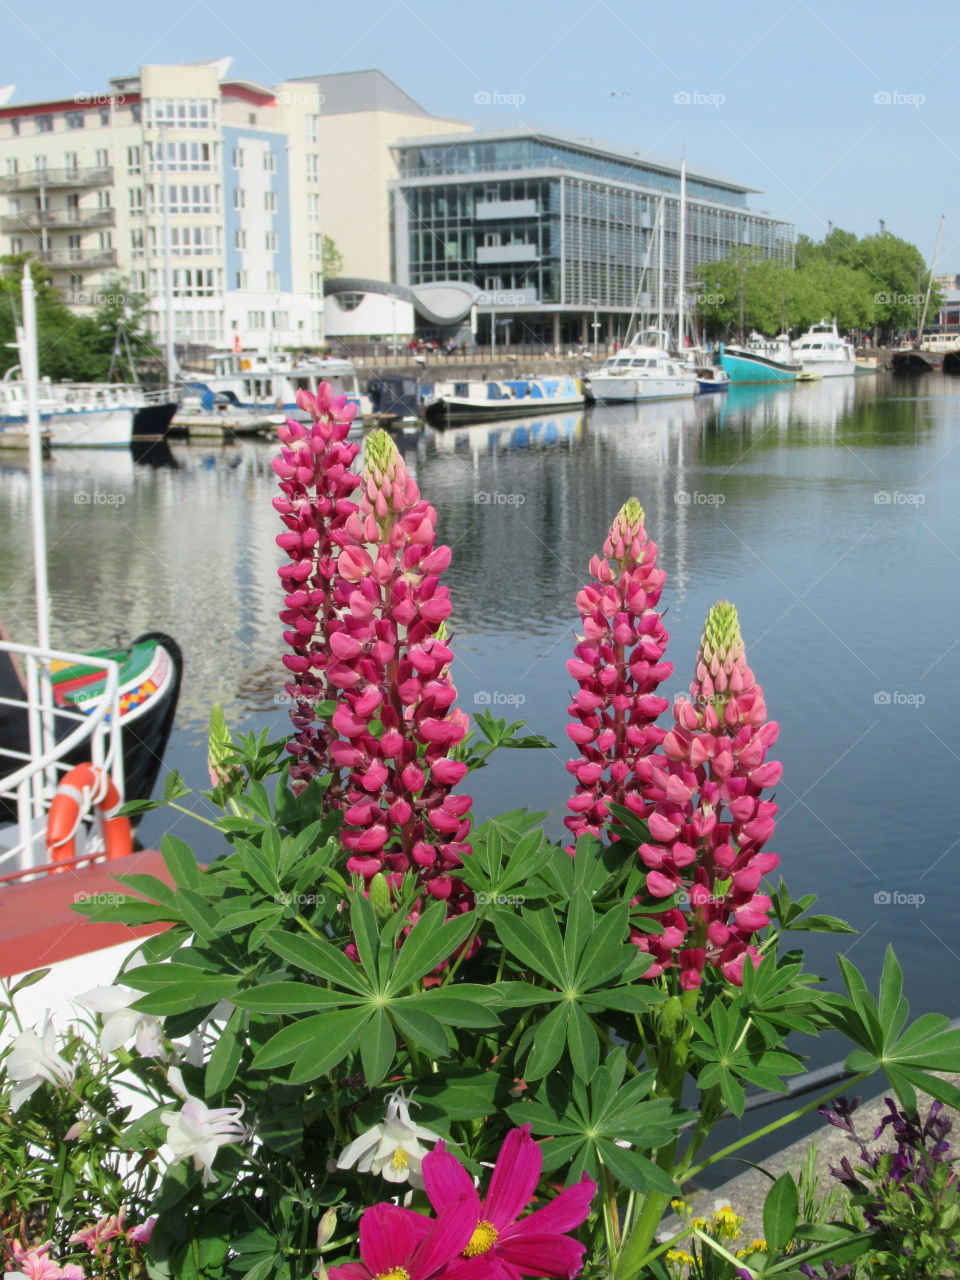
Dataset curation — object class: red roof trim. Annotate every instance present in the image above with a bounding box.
[0,94,140,121]
[220,83,276,107]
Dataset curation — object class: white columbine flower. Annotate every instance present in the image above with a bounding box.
[160,1067,246,1186]
[80,986,165,1058]
[4,1016,76,1110]
[336,1088,442,1188]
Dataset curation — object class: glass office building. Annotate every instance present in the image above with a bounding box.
[390,130,794,347]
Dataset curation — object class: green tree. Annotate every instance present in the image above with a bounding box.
[322,235,343,280]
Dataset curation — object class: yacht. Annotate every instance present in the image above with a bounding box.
[791,321,856,378]
[584,331,699,403]
[0,373,176,448]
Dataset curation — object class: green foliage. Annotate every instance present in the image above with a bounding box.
[321,235,343,280]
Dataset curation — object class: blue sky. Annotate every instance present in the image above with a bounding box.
[4,0,956,264]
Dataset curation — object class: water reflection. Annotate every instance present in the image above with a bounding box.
[1,377,959,1007]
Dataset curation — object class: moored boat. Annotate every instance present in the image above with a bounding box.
[424,375,583,424]
[791,320,856,378]
[585,332,698,404]
[185,350,371,419]
[719,335,800,384]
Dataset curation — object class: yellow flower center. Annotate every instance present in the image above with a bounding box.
[373,1270,410,1280]
[390,1148,409,1172]
[464,1221,499,1257]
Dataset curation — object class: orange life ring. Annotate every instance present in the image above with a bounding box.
[46,763,133,866]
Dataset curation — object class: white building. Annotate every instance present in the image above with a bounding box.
[0,61,470,359]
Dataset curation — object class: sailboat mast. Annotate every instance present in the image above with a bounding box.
[160,123,177,385]
[18,265,50,653]
[657,196,665,336]
[917,214,944,341]
[677,159,687,353]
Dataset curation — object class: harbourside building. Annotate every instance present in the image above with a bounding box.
[0,62,468,358]
[390,128,795,349]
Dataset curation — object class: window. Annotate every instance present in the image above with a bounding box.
[234,229,246,250]
[150,266,223,297]
[306,115,319,142]
[95,148,109,168]
[5,158,17,176]
[308,232,322,260]
[265,231,277,252]
[130,228,144,256]
[99,107,110,126]
[68,273,83,299]
[263,151,275,172]
[64,151,79,173]
[65,110,85,129]
[130,269,146,292]
[271,310,289,329]
[148,184,218,214]
[306,193,319,222]
[66,193,79,213]
[34,155,47,171]
[127,146,141,174]
[235,270,247,289]
[10,119,19,136]
[8,198,19,213]
[35,115,53,133]
[98,231,112,249]
[246,310,266,329]
[144,98,217,129]
[10,237,22,254]
[128,188,143,214]
[232,147,244,169]
[131,104,141,123]
[264,191,276,213]
[233,188,245,210]
[309,271,323,298]
[150,140,217,172]
[67,233,82,261]
[266,270,279,290]
[96,190,110,208]
[306,155,318,183]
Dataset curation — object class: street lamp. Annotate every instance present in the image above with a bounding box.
[590,299,601,358]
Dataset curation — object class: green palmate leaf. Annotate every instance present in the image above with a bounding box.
[390,1003,450,1057]
[265,930,370,994]
[523,1003,568,1079]
[287,1006,370,1083]
[230,983,353,1014]
[496,910,565,988]
[403,989,501,1027]
[565,1001,600,1081]
[162,770,191,801]
[359,1008,396,1085]
[131,977,242,1017]
[74,894,178,925]
[111,873,180,909]
[252,1013,331,1070]
[174,887,220,941]
[763,1173,799,1253]
[596,1139,677,1196]
[350,892,381,982]
[161,834,202,888]
[205,1007,245,1097]
[414,1069,500,1122]
[389,903,475,991]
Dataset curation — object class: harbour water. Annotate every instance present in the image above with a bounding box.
[1,373,959,1027]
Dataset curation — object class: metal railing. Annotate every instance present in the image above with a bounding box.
[0,167,113,192]
[0,642,123,877]
[0,209,115,232]
[38,248,118,269]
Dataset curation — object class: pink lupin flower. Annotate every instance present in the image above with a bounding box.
[421,1125,596,1279]
[328,430,473,908]
[273,382,361,790]
[630,601,781,987]
[565,499,672,850]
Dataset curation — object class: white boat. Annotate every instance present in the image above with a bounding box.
[424,375,584,424]
[791,320,856,378]
[0,372,177,448]
[183,350,372,418]
[585,331,699,403]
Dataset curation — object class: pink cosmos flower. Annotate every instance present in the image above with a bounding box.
[422,1126,596,1279]
[329,1198,491,1280]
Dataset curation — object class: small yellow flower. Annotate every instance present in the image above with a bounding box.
[691,1216,708,1230]
[712,1205,742,1239]
[748,1239,767,1253]
[670,1198,689,1213]
[666,1249,695,1265]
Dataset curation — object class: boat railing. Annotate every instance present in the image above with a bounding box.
[0,642,124,877]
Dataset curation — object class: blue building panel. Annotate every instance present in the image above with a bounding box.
[221,125,292,293]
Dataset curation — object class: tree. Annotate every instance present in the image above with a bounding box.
[322,235,343,280]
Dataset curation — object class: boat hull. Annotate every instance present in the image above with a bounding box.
[720,350,798,383]
[796,360,856,379]
[46,407,133,448]
[424,393,583,425]
[585,376,697,403]
[132,401,179,441]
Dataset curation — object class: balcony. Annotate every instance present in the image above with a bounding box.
[0,208,115,232]
[476,242,539,264]
[475,198,539,220]
[38,248,118,270]
[0,167,113,192]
